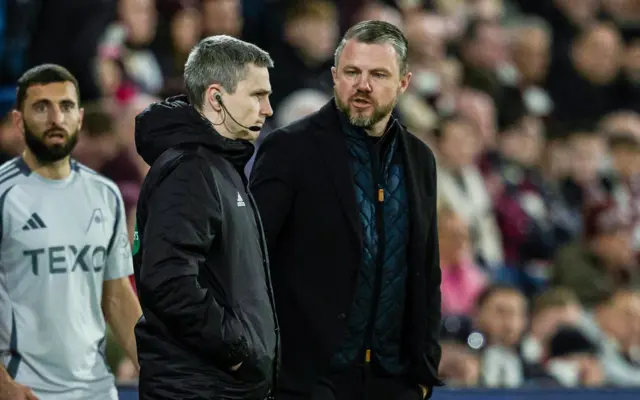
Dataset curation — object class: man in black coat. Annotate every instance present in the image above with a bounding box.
[133,35,278,400]
[250,21,443,400]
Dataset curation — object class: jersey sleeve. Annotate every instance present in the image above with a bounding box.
[104,185,133,281]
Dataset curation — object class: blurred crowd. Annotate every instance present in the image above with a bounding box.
[1,0,640,391]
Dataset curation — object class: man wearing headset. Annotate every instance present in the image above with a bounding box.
[132,35,279,400]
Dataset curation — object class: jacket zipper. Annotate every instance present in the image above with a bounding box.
[364,138,386,365]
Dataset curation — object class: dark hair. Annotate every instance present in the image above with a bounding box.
[476,283,524,309]
[532,287,580,316]
[16,64,80,111]
[549,326,597,358]
[498,90,528,132]
[184,35,274,110]
[285,0,336,23]
[335,20,409,75]
[461,18,495,45]
[608,131,640,150]
[432,114,477,139]
[565,129,600,142]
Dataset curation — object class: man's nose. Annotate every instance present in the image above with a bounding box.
[355,75,372,92]
[261,98,273,117]
[49,105,65,125]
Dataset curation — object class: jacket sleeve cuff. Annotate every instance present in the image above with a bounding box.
[409,367,446,391]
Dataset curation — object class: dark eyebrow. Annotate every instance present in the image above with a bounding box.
[252,89,272,96]
[31,98,77,108]
[342,65,393,75]
[60,99,77,107]
[370,68,392,75]
[31,99,51,108]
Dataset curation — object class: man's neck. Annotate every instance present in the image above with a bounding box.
[22,150,71,180]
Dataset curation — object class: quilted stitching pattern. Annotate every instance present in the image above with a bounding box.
[374,162,410,374]
[331,125,410,373]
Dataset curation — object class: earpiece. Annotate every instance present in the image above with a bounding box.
[211,91,262,133]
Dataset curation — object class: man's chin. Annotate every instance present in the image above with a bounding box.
[37,154,71,164]
[236,130,259,142]
[348,114,373,128]
[29,146,74,164]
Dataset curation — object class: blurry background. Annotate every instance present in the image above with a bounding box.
[1,0,640,395]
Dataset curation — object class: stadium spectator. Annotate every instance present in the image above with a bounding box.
[560,130,607,213]
[435,114,505,269]
[546,23,625,128]
[97,0,163,96]
[201,0,243,38]
[266,0,337,111]
[521,287,583,367]
[458,18,516,110]
[438,202,488,316]
[535,326,605,387]
[457,88,498,161]
[475,284,528,387]
[438,315,482,388]
[0,113,23,164]
[552,198,639,307]
[579,288,640,386]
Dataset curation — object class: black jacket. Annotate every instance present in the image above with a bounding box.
[133,95,278,400]
[249,101,443,396]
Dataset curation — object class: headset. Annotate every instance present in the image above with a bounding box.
[213,92,261,132]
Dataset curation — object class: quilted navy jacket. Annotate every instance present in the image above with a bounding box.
[331,113,411,374]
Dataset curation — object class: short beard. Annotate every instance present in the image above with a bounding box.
[24,123,79,165]
[334,89,398,129]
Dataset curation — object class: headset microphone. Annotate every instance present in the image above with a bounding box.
[214,93,262,132]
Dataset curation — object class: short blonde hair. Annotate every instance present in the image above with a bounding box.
[532,287,580,316]
[285,0,337,23]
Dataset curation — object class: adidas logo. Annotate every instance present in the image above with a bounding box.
[237,192,246,207]
[22,213,47,231]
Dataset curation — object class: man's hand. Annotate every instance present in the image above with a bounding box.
[230,362,243,372]
[0,380,39,400]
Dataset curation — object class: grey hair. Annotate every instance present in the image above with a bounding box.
[334,20,409,75]
[184,35,274,110]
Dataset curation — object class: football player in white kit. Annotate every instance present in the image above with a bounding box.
[0,64,142,400]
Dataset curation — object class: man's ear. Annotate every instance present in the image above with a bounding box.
[400,72,412,95]
[78,107,85,132]
[206,84,224,111]
[11,109,24,134]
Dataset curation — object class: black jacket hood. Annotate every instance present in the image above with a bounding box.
[135,95,255,170]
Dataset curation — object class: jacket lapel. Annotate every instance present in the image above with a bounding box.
[309,101,361,243]
[307,101,434,260]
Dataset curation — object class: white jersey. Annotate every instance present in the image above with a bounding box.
[0,157,133,399]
